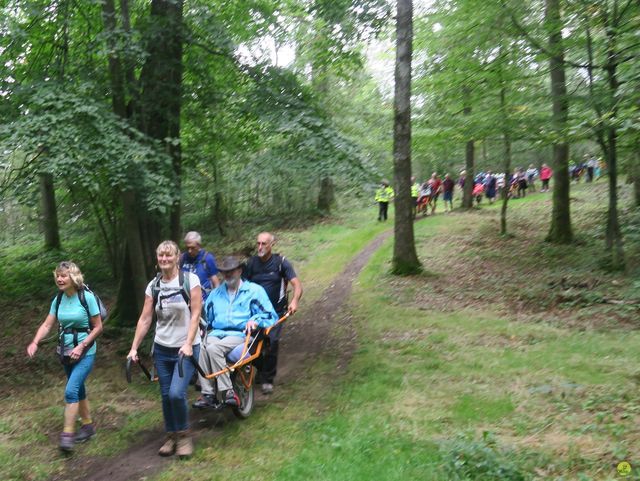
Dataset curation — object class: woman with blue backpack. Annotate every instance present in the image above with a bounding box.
[27,261,104,452]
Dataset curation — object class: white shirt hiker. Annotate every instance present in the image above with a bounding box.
[145,272,201,348]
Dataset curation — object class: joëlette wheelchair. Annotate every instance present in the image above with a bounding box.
[126,314,288,419]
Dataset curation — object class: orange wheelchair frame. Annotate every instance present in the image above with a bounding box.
[126,313,290,419]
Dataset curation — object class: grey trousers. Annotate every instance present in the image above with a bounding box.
[198,335,244,394]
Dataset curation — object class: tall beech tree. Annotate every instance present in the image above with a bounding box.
[462,87,475,209]
[575,0,635,268]
[100,0,149,318]
[545,0,573,244]
[39,171,61,250]
[392,0,421,275]
[138,0,185,243]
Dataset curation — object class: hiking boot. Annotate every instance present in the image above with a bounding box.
[261,383,274,395]
[59,432,75,452]
[192,394,219,409]
[158,433,176,457]
[175,430,193,459]
[224,389,239,407]
[74,423,96,443]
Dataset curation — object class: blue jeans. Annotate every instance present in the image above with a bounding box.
[153,343,200,433]
[63,354,95,403]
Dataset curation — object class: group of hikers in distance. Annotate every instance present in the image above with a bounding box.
[374,154,605,220]
[27,230,303,458]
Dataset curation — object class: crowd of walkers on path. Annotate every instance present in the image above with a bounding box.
[375,154,605,219]
[27,230,303,458]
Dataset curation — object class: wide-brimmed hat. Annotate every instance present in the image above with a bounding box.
[217,255,243,272]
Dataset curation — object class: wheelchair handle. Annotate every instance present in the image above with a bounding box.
[126,357,132,384]
[139,359,152,380]
[178,352,208,378]
[178,353,185,378]
[125,357,153,382]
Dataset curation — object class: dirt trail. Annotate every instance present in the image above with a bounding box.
[54,230,392,481]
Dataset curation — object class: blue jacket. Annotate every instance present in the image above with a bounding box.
[204,280,278,338]
[180,250,218,299]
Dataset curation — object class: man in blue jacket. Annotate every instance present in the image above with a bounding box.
[193,256,277,408]
[180,231,220,300]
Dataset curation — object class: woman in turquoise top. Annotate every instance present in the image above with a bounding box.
[27,261,103,452]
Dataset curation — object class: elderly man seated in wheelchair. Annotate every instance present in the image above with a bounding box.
[193,255,277,409]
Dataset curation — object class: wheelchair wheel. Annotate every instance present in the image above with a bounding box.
[231,366,254,419]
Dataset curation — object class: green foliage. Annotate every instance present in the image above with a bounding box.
[0,231,113,302]
[0,84,174,212]
[440,433,529,481]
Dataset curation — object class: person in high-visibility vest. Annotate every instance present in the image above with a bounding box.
[411,176,420,218]
[375,180,394,221]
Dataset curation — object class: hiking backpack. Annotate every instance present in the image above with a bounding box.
[54,285,108,363]
[150,270,191,322]
[244,254,289,311]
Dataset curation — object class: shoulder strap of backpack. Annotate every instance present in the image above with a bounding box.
[274,254,289,302]
[274,254,285,276]
[179,270,191,308]
[54,291,64,320]
[151,273,162,311]
[244,256,255,279]
[200,250,214,277]
[77,287,91,322]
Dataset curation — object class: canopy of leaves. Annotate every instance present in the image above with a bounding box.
[0,83,174,212]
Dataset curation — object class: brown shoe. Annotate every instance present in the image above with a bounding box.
[175,430,193,459]
[158,433,176,457]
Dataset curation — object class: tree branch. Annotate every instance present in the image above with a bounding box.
[501,0,608,70]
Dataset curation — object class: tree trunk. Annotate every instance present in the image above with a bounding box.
[119,0,138,119]
[499,86,512,236]
[463,139,475,209]
[138,0,184,241]
[40,172,61,250]
[545,0,573,244]
[119,190,149,317]
[317,176,335,214]
[210,158,226,236]
[602,7,624,269]
[392,0,421,275]
[604,128,624,268]
[462,87,474,209]
[101,0,126,118]
[112,246,145,324]
[101,0,151,322]
[633,152,640,207]
[584,0,624,268]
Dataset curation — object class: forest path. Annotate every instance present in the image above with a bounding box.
[54,228,394,481]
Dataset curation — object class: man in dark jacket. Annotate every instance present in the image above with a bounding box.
[244,232,303,394]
